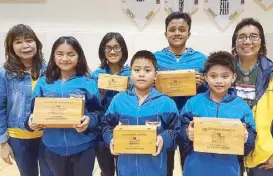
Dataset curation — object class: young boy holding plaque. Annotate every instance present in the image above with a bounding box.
[101,50,180,176]
[27,36,103,176]
[154,12,207,174]
[179,51,256,176]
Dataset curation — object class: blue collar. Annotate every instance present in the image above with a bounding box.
[205,88,237,103]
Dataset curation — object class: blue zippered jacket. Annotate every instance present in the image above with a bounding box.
[154,47,207,111]
[92,65,130,143]
[179,88,256,176]
[0,64,46,143]
[29,74,103,156]
[92,65,130,111]
[102,87,180,176]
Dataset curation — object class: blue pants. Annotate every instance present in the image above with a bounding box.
[44,145,95,176]
[247,166,273,176]
[95,143,116,176]
[8,137,52,176]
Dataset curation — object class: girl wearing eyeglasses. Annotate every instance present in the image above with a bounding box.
[92,32,130,176]
[232,18,273,176]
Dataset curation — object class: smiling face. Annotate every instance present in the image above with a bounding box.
[235,25,261,60]
[205,65,236,98]
[165,18,190,49]
[104,38,122,65]
[131,58,156,92]
[54,42,78,75]
[12,35,37,62]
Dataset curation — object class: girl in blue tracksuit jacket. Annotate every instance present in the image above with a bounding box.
[27,36,103,176]
[179,51,256,176]
[92,32,130,176]
[102,50,180,176]
[93,32,130,111]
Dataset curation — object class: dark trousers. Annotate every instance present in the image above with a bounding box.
[237,156,245,176]
[167,150,175,176]
[8,137,53,176]
[95,144,116,176]
[247,166,273,176]
[44,145,95,176]
[176,139,186,175]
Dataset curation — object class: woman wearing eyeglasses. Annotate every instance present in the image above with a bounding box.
[92,32,130,176]
[232,18,273,176]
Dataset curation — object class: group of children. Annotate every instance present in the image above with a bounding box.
[0,11,272,176]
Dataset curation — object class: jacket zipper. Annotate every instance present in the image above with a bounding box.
[136,100,140,173]
[61,80,68,156]
[212,102,220,173]
[134,94,153,175]
[216,103,220,118]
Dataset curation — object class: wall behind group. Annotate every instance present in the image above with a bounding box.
[0,0,272,70]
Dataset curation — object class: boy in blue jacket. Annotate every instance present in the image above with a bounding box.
[154,12,207,174]
[180,51,256,176]
[102,50,180,176]
[154,11,207,111]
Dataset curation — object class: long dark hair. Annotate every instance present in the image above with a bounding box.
[45,36,90,83]
[4,24,45,80]
[98,32,128,69]
[232,18,267,56]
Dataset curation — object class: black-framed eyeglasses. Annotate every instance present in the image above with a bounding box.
[236,35,260,42]
[104,45,122,52]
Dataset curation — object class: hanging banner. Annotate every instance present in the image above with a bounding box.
[254,0,273,11]
[204,0,244,31]
[121,0,161,31]
[164,0,199,15]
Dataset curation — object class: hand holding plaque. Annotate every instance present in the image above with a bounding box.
[186,121,194,141]
[152,135,163,156]
[243,123,248,143]
[195,72,205,88]
[110,138,119,156]
[28,114,44,131]
[73,115,90,132]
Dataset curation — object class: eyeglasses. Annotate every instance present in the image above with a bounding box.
[104,45,122,52]
[236,35,260,42]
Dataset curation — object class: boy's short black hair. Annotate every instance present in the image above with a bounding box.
[165,12,192,32]
[205,51,236,73]
[130,50,157,70]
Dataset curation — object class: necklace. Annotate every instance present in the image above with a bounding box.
[237,61,259,82]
